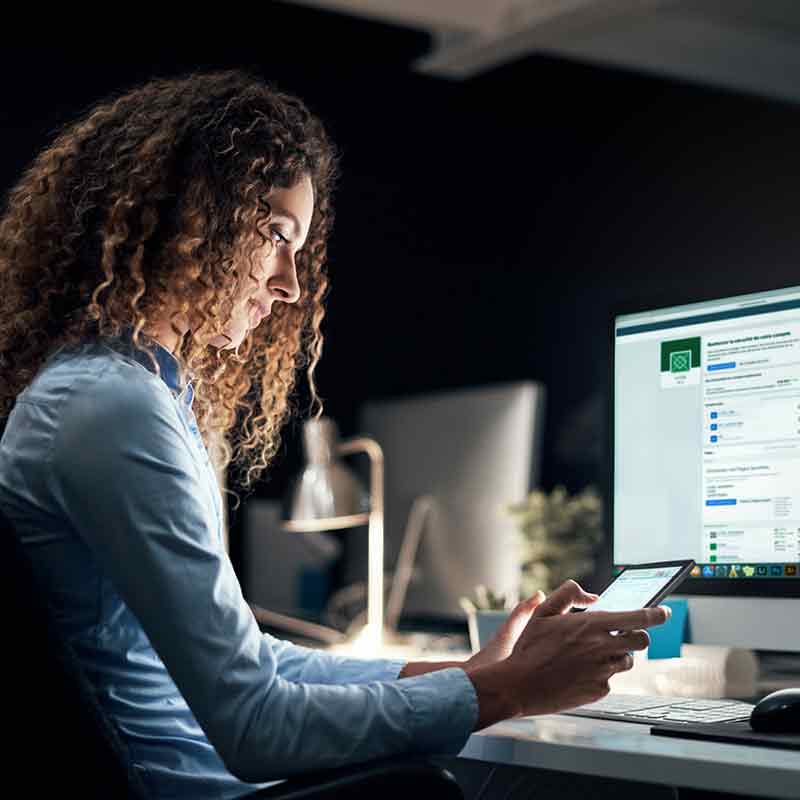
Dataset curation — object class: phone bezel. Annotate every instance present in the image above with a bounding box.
[587,559,696,611]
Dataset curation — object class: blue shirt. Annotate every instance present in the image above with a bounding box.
[0,335,478,799]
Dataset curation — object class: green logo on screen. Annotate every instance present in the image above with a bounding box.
[670,350,692,373]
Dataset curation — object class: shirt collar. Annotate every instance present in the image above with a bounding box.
[152,341,182,394]
[118,327,194,408]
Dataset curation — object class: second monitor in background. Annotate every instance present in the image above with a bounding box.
[351,381,545,624]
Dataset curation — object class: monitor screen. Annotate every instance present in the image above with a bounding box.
[613,285,800,595]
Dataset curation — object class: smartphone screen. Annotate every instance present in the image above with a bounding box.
[585,562,692,614]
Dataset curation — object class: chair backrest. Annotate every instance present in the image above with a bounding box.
[0,509,150,799]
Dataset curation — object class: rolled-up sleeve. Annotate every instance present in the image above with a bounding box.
[48,367,478,783]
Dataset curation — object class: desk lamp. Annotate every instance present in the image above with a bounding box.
[283,417,385,654]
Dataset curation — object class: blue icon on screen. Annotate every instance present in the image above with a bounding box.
[702,566,715,577]
[715,565,729,577]
[711,424,718,431]
[710,412,718,419]
[711,435,718,443]
[771,565,783,576]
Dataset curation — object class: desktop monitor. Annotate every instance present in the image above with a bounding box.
[353,381,545,622]
[613,285,800,652]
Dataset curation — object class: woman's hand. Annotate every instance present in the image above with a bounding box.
[465,592,547,671]
[466,581,599,671]
[464,581,670,729]
[401,593,550,678]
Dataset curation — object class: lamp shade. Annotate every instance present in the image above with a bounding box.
[283,418,370,532]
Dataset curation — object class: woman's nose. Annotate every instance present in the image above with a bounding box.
[268,254,301,304]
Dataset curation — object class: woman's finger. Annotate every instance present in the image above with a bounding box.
[533,580,599,617]
[611,629,650,652]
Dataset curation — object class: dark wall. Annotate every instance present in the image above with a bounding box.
[307,52,800,592]
[4,8,800,593]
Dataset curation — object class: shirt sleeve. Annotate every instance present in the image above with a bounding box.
[49,365,478,783]
[268,636,407,684]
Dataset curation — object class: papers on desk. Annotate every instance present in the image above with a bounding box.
[610,645,758,699]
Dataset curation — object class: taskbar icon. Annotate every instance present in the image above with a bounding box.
[694,563,799,577]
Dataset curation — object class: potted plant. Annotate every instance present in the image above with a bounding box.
[460,485,604,651]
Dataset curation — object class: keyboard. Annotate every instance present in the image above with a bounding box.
[563,694,755,725]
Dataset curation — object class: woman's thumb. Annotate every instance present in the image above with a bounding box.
[526,590,546,608]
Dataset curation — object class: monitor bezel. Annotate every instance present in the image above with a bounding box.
[609,282,800,598]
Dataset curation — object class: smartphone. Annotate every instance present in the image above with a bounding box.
[582,559,695,614]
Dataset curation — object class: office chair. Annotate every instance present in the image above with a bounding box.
[0,508,463,799]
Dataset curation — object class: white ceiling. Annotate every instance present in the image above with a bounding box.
[293,0,800,104]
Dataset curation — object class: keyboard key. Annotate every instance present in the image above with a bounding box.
[565,694,755,726]
[670,701,739,710]
[625,709,671,718]
[663,713,715,722]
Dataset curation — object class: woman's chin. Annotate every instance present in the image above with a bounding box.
[204,315,253,350]
[209,330,244,350]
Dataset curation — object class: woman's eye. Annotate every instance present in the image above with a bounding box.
[270,228,289,246]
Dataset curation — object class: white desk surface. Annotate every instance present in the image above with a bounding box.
[460,713,799,799]
[325,637,799,797]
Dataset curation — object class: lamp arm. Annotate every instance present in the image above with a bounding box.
[385,495,436,631]
[336,437,384,506]
[337,436,385,645]
[248,602,346,645]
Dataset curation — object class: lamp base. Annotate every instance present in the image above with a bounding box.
[326,623,471,662]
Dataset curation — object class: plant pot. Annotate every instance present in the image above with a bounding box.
[466,609,509,653]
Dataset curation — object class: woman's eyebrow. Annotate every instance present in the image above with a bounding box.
[269,206,301,238]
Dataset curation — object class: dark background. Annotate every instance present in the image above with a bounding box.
[4,4,800,602]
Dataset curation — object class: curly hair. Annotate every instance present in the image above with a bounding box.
[0,67,339,498]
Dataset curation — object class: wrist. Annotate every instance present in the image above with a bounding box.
[399,659,466,678]
[464,652,481,671]
[463,661,521,730]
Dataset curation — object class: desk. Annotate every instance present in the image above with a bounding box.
[317,634,798,797]
[456,713,798,799]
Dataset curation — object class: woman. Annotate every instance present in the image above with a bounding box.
[0,68,663,799]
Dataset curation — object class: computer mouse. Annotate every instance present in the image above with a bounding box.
[750,688,800,733]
